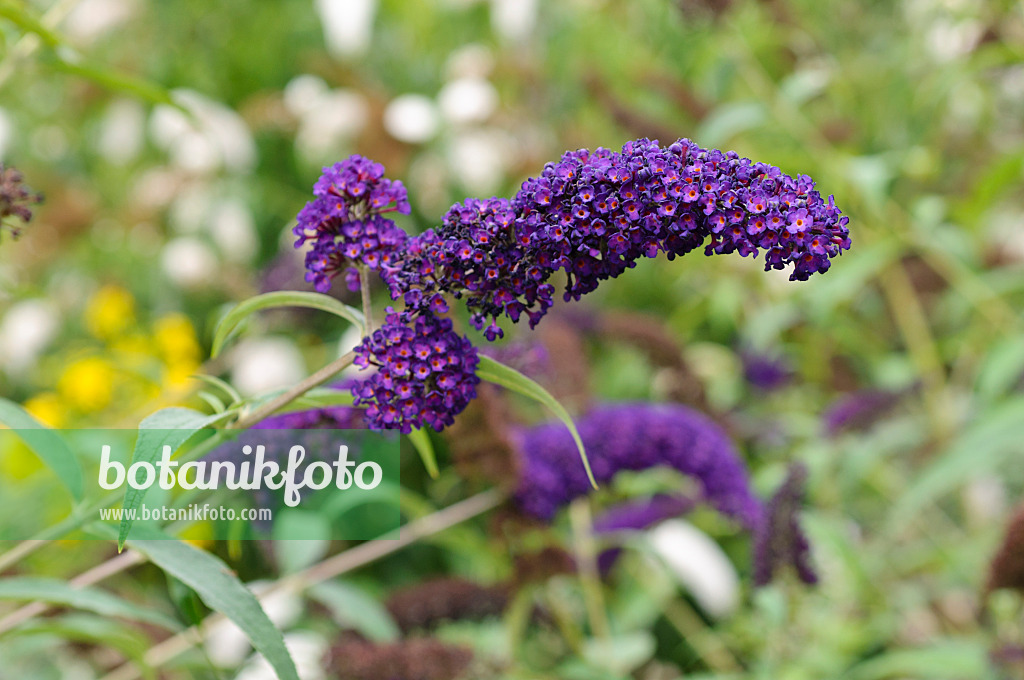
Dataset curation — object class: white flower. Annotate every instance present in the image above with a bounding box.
[0,299,60,377]
[150,90,256,174]
[0,107,13,160]
[438,77,498,125]
[647,519,740,618]
[383,94,440,144]
[234,631,326,680]
[210,198,258,263]
[161,237,219,289]
[64,0,137,44]
[315,0,376,59]
[490,0,537,41]
[97,99,145,165]
[295,89,369,161]
[447,129,514,195]
[229,337,307,396]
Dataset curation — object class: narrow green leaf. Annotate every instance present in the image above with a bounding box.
[285,386,356,412]
[844,639,987,680]
[7,613,156,679]
[888,397,1024,534]
[120,528,300,680]
[0,577,181,631]
[477,355,596,488]
[192,374,244,407]
[117,408,227,550]
[211,291,365,358]
[196,391,227,414]
[308,581,400,642]
[0,0,61,47]
[47,57,175,107]
[407,427,439,478]
[0,398,83,500]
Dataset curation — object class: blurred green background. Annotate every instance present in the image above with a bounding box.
[2,0,1024,678]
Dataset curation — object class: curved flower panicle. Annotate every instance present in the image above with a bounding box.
[379,138,849,337]
[513,403,763,529]
[514,138,850,311]
[293,155,410,292]
[351,309,480,433]
[1,164,43,241]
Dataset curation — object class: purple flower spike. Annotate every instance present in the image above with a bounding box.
[752,462,818,586]
[382,138,849,337]
[351,308,481,433]
[513,403,763,529]
[293,155,410,292]
[1,164,43,241]
[592,494,695,533]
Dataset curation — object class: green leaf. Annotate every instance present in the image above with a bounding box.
[113,526,300,680]
[582,632,657,675]
[47,56,175,107]
[7,613,156,680]
[308,581,400,642]
[285,386,356,412]
[118,408,227,551]
[211,291,365,358]
[0,0,61,47]
[192,374,244,407]
[0,398,83,500]
[407,427,439,478]
[477,355,596,489]
[844,639,987,680]
[0,577,181,631]
[888,397,1024,535]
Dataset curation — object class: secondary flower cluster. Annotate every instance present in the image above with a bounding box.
[0,164,42,242]
[513,403,763,529]
[293,155,409,292]
[352,309,480,432]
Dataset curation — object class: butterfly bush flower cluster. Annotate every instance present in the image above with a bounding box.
[296,140,849,431]
[513,403,763,529]
[293,155,410,293]
[1,164,42,242]
[380,138,850,339]
[352,309,480,433]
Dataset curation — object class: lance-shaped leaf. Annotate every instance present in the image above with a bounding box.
[117,408,227,550]
[212,291,365,357]
[0,398,83,500]
[0,576,181,631]
[476,355,596,489]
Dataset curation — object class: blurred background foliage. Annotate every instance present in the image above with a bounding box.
[2,0,1024,678]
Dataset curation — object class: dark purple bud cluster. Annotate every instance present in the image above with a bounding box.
[293,155,410,292]
[513,403,763,529]
[751,463,818,586]
[326,636,474,680]
[385,577,509,632]
[1,164,43,241]
[352,309,480,433]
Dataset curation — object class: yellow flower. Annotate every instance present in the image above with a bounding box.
[85,285,136,340]
[153,313,201,365]
[58,357,116,412]
[23,392,66,428]
[0,440,43,480]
